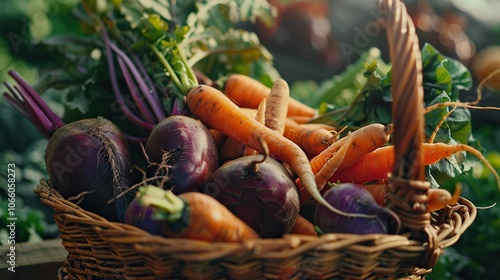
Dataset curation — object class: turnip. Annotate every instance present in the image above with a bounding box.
[124,194,164,236]
[3,70,137,222]
[203,154,300,238]
[314,183,400,234]
[145,115,219,194]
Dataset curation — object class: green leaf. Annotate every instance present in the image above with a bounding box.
[421,42,472,96]
[234,0,277,27]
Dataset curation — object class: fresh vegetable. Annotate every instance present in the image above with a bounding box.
[124,195,164,236]
[330,143,500,189]
[264,78,290,135]
[219,136,247,164]
[283,118,338,156]
[45,118,136,222]
[295,123,392,202]
[314,183,400,234]
[145,115,219,194]
[3,70,136,222]
[204,153,300,238]
[209,129,227,150]
[308,123,393,175]
[361,182,462,212]
[290,214,318,236]
[427,183,462,212]
[224,74,317,118]
[135,185,260,242]
[186,84,338,216]
[360,183,387,207]
[218,108,258,163]
[243,99,268,156]
[298,44,482,188]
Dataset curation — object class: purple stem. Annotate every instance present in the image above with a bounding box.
[117,56,156,124]
[109,42,166,122]
[2,71,64,138]
[170,95,190,116]
[127,47,162,108]
[2,84,33,121]
[101,24,155,132]
[8,70,65,129]
[121,132,148,143]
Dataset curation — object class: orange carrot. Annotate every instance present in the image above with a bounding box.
[137,185,259,242]
[283,118,338,156]
[224,74,317,118]
[361,183,387,206]
[209,129,227,150]
[244,98,267,156]
[218,108,257,163]
[290,214,318,236]
[254,99,267,125]
[361,182,462,212]
[428,183,462,212]
[298,140,350,203]
[309,123,393,174]
[219,136,246,164]
[265,78,289,135]
[331,143,500,189]
[186,85,373,218]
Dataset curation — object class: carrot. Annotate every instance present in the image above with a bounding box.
[219,136,246,164]
[331,143,500,190]
[283,118,339,156]
[309,123,393,174]
[290,214,318,236]
[209,129,227,150]
[218,107,257,163]
[186,85,374,219]
[241,108,339,154]
[137,185,259,242]
[265,78,289,135]
[224,74,317,118]
[254,99,267,125]
[295,124,391,203]
[428,183,462,212]
[298,140,351,203]
[361,183,387,206]
[361,182,462,212]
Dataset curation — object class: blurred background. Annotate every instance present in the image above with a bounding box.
[1,0,500,279]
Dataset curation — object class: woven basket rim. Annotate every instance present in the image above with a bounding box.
[36,177,477,270]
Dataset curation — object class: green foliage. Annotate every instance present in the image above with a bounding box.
[428,140,500,279]
[0,138,59,245]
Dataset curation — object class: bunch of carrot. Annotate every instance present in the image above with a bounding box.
[179,73,499,237]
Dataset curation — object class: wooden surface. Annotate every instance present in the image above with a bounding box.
[0,239,67,280]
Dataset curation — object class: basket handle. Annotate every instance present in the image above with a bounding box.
[377,0,432,231]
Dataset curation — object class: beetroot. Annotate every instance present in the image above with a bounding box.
[3,70,137,222]
[145,115,219,194]
[45,118,136,222]
[314,183,400,234]
[203,154,300,238]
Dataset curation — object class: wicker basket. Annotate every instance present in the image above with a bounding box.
[38,0,477,279]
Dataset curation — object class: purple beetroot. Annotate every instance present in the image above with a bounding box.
[203,154,300,238]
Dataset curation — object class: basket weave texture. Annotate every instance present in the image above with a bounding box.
[37,0,478,279]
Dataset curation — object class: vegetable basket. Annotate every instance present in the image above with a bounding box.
[35,0,478,279]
